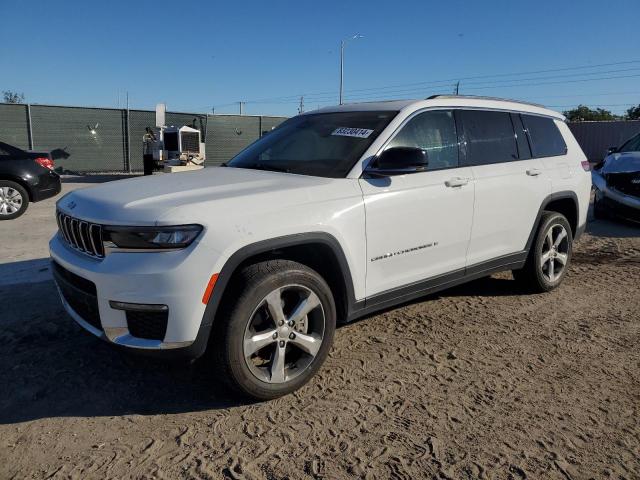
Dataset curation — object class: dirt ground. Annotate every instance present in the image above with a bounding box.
[1,178,639,480]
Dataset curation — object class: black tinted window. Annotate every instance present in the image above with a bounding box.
[619,133,640,153]
[460,110,518,166]
[522,115,567,157]
[387,110,459,170]
[0,142,24,156]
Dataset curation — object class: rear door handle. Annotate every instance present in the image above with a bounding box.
[445,177,469,188]
[526,168,542,176]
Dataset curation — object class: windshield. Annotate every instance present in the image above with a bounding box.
[619,133,640,153]
[226,111,397,178]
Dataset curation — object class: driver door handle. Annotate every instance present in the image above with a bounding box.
[526,168,542,176]
[445,177,469,188]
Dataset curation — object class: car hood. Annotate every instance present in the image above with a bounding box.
[56,167,349,225]
[601,152,640,174]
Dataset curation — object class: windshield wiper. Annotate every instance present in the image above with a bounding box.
[243,163,291,173]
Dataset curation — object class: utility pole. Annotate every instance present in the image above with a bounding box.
[238,101,244,115]
[298,96,305,114]
[454,81,460,95]
[211,107,215,115]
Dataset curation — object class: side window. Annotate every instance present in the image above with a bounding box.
[387,110,459,170]
[459,110,518,166]
[619,133,640,153]
[521,114,567,158]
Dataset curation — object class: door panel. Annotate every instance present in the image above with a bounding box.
[459,109,551,265]
[467,159,550,265]
[359,168,474,296]
[361,109,475,297]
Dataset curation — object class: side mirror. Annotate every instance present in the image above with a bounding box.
[367,147,428,176]
[606,146,618,156]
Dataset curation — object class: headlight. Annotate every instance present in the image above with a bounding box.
[103,224,203,251]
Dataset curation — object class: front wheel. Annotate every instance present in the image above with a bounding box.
[212,260,336,400]
[513,212,573,293]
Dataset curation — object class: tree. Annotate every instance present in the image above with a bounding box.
[2,91,25,104]
[562,105,617,122]
[626,104,640,120]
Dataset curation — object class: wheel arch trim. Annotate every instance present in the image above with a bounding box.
[198,232,357,345]
[524,190,580,252]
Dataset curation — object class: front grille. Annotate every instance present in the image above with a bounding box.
[126,310,168,341]
[52,261,102,331]
[607,173,640,198]
[57,211,104,258]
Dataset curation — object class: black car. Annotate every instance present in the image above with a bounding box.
[0,141,61,220]
[592,132,640,223]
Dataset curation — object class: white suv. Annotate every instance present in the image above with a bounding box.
[50,95,591,399]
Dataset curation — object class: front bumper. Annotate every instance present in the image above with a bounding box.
[593,173,640,223]
[49,233,218,358]
[597,193,640,223]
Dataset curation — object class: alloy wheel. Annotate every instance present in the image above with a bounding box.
[243,284,325,384]
[0,187,23,216]
[540,223,569,282]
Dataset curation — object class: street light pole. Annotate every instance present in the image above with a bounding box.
[339,40,345,105]
[339,34,363,105]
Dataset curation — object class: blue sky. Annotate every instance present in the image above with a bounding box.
[2,0,639,116]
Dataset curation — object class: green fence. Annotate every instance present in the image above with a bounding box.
[0,103,287,173]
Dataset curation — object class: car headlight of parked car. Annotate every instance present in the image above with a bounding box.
[103,224,203,251]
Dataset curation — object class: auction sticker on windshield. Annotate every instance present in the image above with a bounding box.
[331,127,374,138]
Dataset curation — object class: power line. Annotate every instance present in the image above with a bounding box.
[547,103,638,108]
[221,70,640,107]
[336,69,640,102]
[212,59,640,108]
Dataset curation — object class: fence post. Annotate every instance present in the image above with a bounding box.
[26,104,34,150]
[126,93,131,173]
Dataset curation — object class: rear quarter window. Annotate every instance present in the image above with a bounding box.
[521,115,567,158]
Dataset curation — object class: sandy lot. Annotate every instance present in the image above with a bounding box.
[1,178,639,479]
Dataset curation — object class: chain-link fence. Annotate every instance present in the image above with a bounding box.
[0,103,287,173]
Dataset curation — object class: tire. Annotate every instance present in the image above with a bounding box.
[211,259,336,400]
[0,181,29,220]
[593,195,607,220]
[513,211,573,293]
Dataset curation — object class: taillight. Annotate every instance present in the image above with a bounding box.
[35,157,54,170]
[581,160,590,172]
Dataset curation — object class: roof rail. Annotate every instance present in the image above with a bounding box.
[426,94,547,109]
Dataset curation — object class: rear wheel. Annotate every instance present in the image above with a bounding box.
[513,212,573,293]
[212,260,336,400]
[0,181,28,220]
